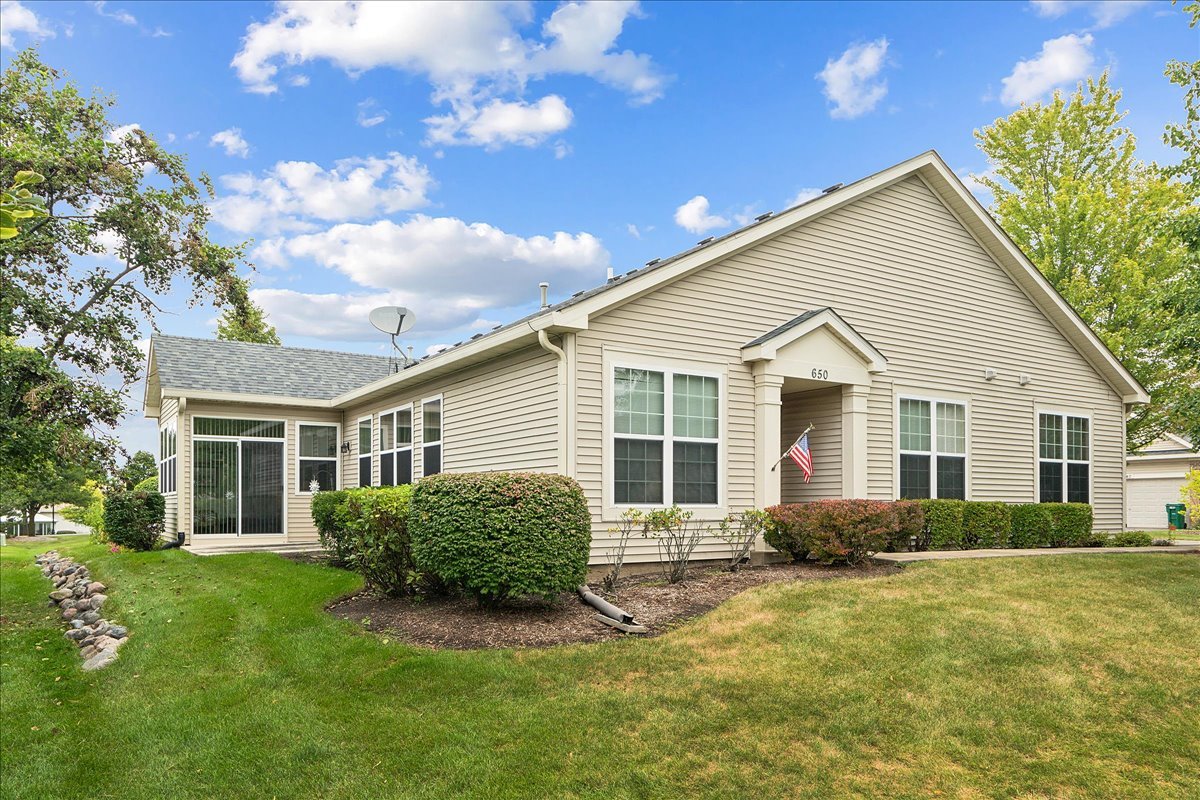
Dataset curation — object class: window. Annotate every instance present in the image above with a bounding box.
[158,421,177,495]
[193,417,284,536]
[298,423,338,493]
[357,417,372,487]
[422,397,442,476]
[613,366,720,506]
[899,397,966,500]
[374,407,414,486]
[1039,412,1089,503]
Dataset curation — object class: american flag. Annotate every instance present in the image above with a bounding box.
[787,433,813,483]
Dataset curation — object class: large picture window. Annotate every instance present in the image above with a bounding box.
[378,406,414,485]
[422,397,442,477]
[298,423,338,493]
[613,365,720,507]
[357,417,372,487]
[193,417,284,536]
[1039,412,1089,503]
[158,421,177,495]
[899,397,966,500]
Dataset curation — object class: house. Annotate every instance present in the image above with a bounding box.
[0,506,93,538]
[1126,434,1196,530]
[144,151,1148,561]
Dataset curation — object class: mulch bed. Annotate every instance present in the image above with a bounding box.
[327,561,900,650]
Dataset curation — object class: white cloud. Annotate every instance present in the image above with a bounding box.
[215,152,435,235]
[626,223,641,239]
[288,74,310,87]
[356,98,389,128]
[1030,0,1147,28]
[425,343,453,356]
[210,127,251,158]
[674,195,729,234]
[425,95,573,149]
[104,122,141,143]
[1000,33,1094,105]
[1,0,54,48]
[553,139,572,159]
[788,188,823,207]
[230,1,665,149]
[91,1,137,26]
[255,216,609,314]
[817,38,890,120]
[250,288,489,341]
[956,167,997,204]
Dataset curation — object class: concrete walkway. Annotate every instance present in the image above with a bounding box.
[874,543,1200,563]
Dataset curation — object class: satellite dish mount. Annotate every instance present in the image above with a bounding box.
[369,306,417,371]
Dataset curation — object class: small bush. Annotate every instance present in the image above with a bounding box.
[603,508,642,591]
[763,504,812,561]
[311,490,352,565]
[1047,503,1094,547]
[103,488,165,551]
[134,475,158,492]
[715,509,768,571]
[1009,503,1052,549]
[921,499,965,550]
[643,506,706,583]
[410,472,592,606]
[1109,530,1153,547]
[343,486,417,596]
[961,501,1012,549]
[765,500,895,566]
[890,500,926,551]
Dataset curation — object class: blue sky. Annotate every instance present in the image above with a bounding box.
[1,0,1196,455]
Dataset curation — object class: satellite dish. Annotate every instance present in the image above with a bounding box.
[369,306,415,336]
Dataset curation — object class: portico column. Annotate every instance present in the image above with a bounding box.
[753,369,785,510]
[841,383,870,498]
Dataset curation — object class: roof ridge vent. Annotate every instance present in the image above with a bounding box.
[697,237,714,245]
[755,211,774,221]
[822,183,843,194]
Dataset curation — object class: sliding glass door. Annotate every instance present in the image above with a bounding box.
[193,418,285,536]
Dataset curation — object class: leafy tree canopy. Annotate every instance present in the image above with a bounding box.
[975,73,1200,449]
[216,276,281,345]
[117,450,157,490]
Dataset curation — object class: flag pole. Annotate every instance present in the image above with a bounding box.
[771,423,814,471]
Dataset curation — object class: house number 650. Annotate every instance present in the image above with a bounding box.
[811,368,829,380]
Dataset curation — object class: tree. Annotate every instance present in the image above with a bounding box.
[0,448,95,537]
[0,169,46,239]
[216,276,281,345]
[1161,3,1199,187]
[974,74,1200,449]
[0,49,253,459]
[60,479,105,539]
[117,450,157,490]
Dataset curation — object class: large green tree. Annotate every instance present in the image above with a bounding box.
[216,276,281,345]
[0,49,253,460]
[974,74,1199,450]
[116,450,158,490]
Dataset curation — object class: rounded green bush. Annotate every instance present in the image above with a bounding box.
[410,472,592,606]
[921,499,966,550]
[103,488,164,551]
[311,489,352,565]
[1009,503,1052,548]
[1048,503,1094,547]
[344,486,416,596]
[961,501,1012,549]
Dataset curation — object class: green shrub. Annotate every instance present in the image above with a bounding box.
[1048,503,1094,547]
[134,475,158,492]
[765,500,896,566]
[311,490,352,565]
[102,488,164,551]
[1009,503,1052,549]
[961,501,1012,549]
[1109,530,1153,547]
[410,472,592,606]
[890,500,925,552]
[763,504,812,561]
[921,499,965,550]
[343,486,417,596]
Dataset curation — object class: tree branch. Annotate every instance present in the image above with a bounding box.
[44,260,142,360]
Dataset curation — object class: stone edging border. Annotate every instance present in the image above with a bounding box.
[36,551,129,671]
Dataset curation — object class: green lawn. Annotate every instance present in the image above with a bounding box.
[2,540,1197,800]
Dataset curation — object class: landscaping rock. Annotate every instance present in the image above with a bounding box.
[86,582,106,594]
[82,611,100,624]
[89,594,108,610]
[82,649,118,671]
[79,645,97,660]
[62,608,78,621]
[108,625,128,639]
[49,588,72,601]
[35,551,130,672]
[70,619,85,629]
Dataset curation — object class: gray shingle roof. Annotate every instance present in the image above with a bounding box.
[152,335,394,400]
[743,308,832,347]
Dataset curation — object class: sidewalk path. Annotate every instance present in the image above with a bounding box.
[874,543,1200,563]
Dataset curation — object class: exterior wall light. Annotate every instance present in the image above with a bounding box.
[340,442,352,455]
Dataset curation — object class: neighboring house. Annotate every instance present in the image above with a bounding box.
[0,506,93,538]
[1126,434,1197,530]
[144,151,1148,562]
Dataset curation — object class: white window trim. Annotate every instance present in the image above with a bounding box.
[376,404,415,486]
[419,395,443,478]
[356,415,373,487]
[896,394,970,500]
[602,351,727,517]
[158,420,177,495]
[295,421,340,496]
[1035,407,1093,503]
[190,414,287,538]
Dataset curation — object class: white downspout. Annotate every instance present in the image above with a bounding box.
[533,325,570,476]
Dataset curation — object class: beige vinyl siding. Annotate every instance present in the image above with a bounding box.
[159,397,180,535]
[341,346,560,489]
[780,386,842,503]
[576,174,1127,561]
[182,401,341,544]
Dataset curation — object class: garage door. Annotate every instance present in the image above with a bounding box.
[1126,475,1185,530]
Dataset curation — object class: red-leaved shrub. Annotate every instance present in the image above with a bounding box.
[765,499,898,565]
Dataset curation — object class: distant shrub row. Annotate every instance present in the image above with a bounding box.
[764,499,1110,565]
[311,472,591,605]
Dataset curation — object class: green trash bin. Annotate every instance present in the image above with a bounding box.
[1166,503,1187,530]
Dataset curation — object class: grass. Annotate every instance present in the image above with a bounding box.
[2,539,1198,800]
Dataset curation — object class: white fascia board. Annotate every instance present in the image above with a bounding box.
[1127,451,1196,463]
[161,388,334,409]
[741,309,888,373]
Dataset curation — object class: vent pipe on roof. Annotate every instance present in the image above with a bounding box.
[539,281,550,310]
[607,267,614,281]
